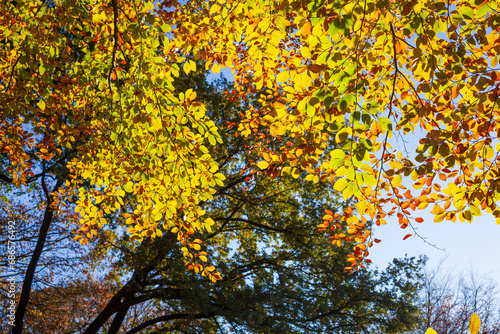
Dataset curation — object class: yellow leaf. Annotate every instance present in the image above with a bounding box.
[470,205,481,217]
[123,181,134,193]
[469,313,480,334]
[392,174,402,187]
[430,204,444,215]
[188,59,196,72]
[183,60,193,74]
[281,166,291,176]
[491,56,498,68]
[277,71,290,83]
[153,212,162,221]
[300,47,311,59]
[199,255,208,262]
[425,329,438,334]
[212,62,221,74]
[301,21,312,37]
[257,161,269,169]
[38,100,46,111]
[434,212,447,223]
[270,122,287,136]
[334,178,348,191]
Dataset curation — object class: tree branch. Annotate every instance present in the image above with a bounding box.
[0,174,13,183]
[124,311,217,334]
[108,0,119,92]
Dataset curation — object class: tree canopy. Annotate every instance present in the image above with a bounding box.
[2,0,500,331]
[1,62,426,333]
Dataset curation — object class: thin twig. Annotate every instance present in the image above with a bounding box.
[108,0,120,92]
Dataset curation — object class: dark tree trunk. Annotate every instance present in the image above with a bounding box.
[12,178,62,334]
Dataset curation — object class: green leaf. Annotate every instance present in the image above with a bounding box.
[378,117,392,131]
[329,149,345,169]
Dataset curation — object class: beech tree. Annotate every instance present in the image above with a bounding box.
[8,71,424,334]
[1,0,500,330]
[3,0,500,272]
[0,65,425,333]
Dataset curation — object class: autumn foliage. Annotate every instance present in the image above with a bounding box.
[2,0,500,276]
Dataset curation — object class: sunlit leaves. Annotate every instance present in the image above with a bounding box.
[155,0,500,270]
[4,0,500,277]
[0,0,225,281]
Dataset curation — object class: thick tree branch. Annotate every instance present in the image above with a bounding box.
[107,304,130,334]
[0,174,13,183]
[124,311,217,334]
[83,267,183,334]
[213,217,296,234]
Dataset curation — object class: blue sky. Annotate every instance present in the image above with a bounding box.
[370,204,500,282]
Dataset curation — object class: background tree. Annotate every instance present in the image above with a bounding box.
[408,263,500,334]
[0,182,112,333]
